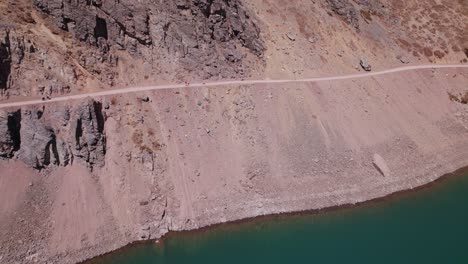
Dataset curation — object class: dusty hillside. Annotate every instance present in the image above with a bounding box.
[1,0,468,263]
[1,66,468,264]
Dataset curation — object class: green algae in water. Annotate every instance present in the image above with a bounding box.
[89,173,468,264]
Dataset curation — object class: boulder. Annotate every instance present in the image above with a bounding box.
[373,153,390,177]
[360,58,372,71]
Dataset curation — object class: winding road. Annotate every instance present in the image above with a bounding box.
[1,64,467,109]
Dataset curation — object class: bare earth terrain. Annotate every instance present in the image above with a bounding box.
[1,0,468,263]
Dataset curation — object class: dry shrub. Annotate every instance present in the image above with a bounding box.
[132,130,144,146]
[151,139,161,150]
[448,92,468,105]
[360,10,372,22]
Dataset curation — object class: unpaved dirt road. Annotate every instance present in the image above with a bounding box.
[1,64,467,109]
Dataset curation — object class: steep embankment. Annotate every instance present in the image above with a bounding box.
[1,67,468,264]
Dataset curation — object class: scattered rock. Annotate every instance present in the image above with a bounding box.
[373,153,390,177]
[397,55,410,64]
[286,33,296,41]
[139,96,150,103]
[360,58,372,71]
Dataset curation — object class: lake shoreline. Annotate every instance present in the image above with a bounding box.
[82,164,468,264]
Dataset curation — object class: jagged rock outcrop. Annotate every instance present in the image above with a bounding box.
[0,110,21,158]
[325,0,385,30]
[0,27,75,99]
[33,0,265,80]
[326,0,360,30]
[5,99,106,170]
[17,109,59,169]
[0,29,26,93]
[72,100,106,168]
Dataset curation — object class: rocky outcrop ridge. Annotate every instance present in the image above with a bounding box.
[325,0,385,30]
[1,99,106,170]
[326,0,360,29]
[0,27,76,99]
[33,0,265,80]
[0,29,27,95]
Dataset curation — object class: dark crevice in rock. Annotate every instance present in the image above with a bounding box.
[94,6,152,46]
[42,141,51,168]
[75,118,83,150]
[94,16,108,40]
[50,134,60,165]
[194,0,215,17]
[62,17,75,32]
[7,110,21,152]
[93,101,105,134]
[36,109,43,119]
[112,18,152,46]
[0,30,12,91]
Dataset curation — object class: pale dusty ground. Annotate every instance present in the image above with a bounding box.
[1,67,468,263]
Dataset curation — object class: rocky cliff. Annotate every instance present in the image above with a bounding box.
[0,0,266,99]
[0,99,106,170]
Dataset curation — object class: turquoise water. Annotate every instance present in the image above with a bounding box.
[88,173,468,264]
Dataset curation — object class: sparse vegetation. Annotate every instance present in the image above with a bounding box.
[360,9,372,22]
[132,130,144,146]
[132,129,162,152]
[448,92,468,104]
[151,139,161,150]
